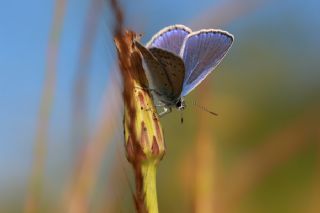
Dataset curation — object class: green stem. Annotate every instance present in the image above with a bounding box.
[133,160,160,213]
[141,161,159,213]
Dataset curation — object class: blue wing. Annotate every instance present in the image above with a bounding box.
[146,25,191,55]
[180,30,233,96]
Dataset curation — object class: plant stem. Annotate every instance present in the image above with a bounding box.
[141,161,159,213]
[114,30,165,213]
[110,1,165,212]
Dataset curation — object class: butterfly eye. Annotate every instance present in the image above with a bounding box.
[176,99,186,111]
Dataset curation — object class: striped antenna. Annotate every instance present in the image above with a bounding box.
[192,101,218,116]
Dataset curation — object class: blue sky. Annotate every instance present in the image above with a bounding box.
[0,0,223,168]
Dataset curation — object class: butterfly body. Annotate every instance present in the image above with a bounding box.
[135,25,233,116]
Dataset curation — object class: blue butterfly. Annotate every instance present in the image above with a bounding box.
[135,25,234,116]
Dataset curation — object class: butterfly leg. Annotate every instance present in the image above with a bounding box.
[134,85,157,93]
[158,107,172,117]
[154,102,166,107]
[142,101,165,113]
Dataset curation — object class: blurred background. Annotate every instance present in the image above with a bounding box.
[1,0,320,212]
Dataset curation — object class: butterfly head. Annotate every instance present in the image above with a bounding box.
[176,98,186,111]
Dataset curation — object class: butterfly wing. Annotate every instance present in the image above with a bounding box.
[147,25,191,55]
[149,47,185,102]
[180,30,233,96]
[135,41,174,101]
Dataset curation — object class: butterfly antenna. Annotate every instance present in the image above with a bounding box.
[192,101,218,116]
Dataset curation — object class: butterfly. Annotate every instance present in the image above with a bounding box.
[135,24,233,116]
